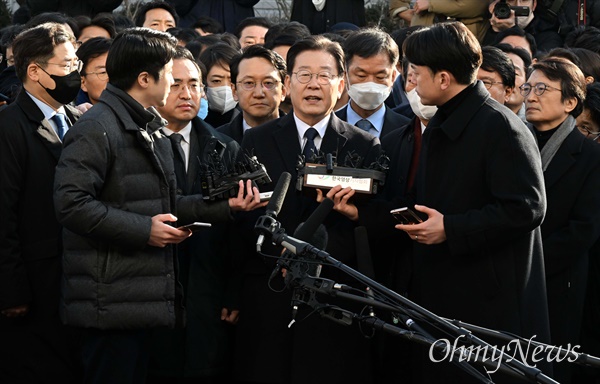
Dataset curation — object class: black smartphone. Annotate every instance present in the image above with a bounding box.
[177,222,212,232]
[390,207,423,225]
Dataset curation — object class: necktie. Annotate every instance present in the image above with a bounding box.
[355,119,374,133]
[51,113,69,140]
[169,133,188,192]
[303,127,319,162]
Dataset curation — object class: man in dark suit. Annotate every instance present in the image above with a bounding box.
[0,22,83,383]
[326,22,551,383]
[217,44,287,144]
[235,35,382,384]
[335,27,410,139]
[148,46,246,383]
[524,56,600,384]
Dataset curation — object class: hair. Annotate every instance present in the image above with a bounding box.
[404,21,481,85]
[73,13,116,40]
[218,32,242,51]
[343,27,399,69]
[192,16,224,35]
[286,35,346,76]
[570,47,600,82]
[320,32,346,44]
[494,42,532,72]
[173,45,202,77]
[167,27,201,45]
[24,12,80,38]
[494,26,538,59]
[106,27,178,91]
[77,37,112,75]
[233,17,272,39]
[481,45,515,88]
[134,0,179,28]
[230,44,287,85]
[583,82,600,128]
[12,22,76,82]
[529,56,586,118]
[0,24,25,52]
[197,42,239,83]
[187,34,221,58]
[263,21,311,50]
[110,13,136,33]
[390,25,423,62]
[564,25,600,55]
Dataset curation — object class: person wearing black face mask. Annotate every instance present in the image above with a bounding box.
[0,22,82,383]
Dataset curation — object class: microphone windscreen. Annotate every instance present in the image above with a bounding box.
[355,226,375,280]
[295,223,328,250]
[294,198,334,242]
[265,172,292,218]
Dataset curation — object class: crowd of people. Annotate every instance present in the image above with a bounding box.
[1,0,600,384]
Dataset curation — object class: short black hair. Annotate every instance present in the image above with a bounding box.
[233,17,272,39]
[564,25,600,55]
[73,13,117,40]
[230,44,287,85]
[134,0,179,28]
[481,45,515,88]
[494,42,532,72]
[263,21,311,50]
[583,82,600,128]
[343,27,399,69]
[167,27,201,45]
[173,45,202,78]
[286,35,345,76]
[494,26,538,59]
[197,42,239,83]
[192,16,224,35]
[106,27,177,91]
[12,22,76,82]
[77,37,112,75]
[110,13,136,34]
[24,11,80,38]
[404,21,481,85]
[529,56,586,118]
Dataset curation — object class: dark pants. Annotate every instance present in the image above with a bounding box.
[81,328,150,384]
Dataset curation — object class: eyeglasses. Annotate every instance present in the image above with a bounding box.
[4,56,14,66]
[37,60,83,73]
[578,126,600,141]
[236,79,280,91]
[519,82,562,97]
[83,70,108,81]
[481,79,504,90]
[170,82,205,96]
[292,70,338,85]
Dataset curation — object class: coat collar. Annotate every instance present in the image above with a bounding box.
[543,128,585,189]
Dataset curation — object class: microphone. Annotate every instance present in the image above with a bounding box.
[355,226,376,317]
[255,172,292,252]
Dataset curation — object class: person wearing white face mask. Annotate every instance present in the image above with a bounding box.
[198,42,241,128]
[335,28,410,138]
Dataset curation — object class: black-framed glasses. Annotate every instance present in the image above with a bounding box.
[481,79,504,90]
[519,82,562,97]
[236,79,280,91]
[83,70,108,81]
[37,59,83,73]
[578,126,600,141]
[292,70,338,85]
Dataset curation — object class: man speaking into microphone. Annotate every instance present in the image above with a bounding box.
[235,36,383,384]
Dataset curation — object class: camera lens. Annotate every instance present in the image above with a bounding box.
[494,1,512,19]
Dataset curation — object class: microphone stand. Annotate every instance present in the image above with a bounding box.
[272,231,559,384]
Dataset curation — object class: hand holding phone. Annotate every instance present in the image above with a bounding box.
[177,222,212,233]
[259,191,273,202]
[390,207,423,225]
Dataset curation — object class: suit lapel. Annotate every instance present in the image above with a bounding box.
[188,127,202,195]
[273,113,304,174]
[544,131,582,189]
[35,119,63,161]
[321,113,349,156]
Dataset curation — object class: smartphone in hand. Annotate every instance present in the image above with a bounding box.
[390,207,423,225]
[259,191,273,202]
[177,222,212,232]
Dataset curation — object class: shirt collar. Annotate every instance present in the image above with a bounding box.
[26,90,68,121]
[162,121,192,143]
[293,113,331,143]
[346,102,385,134]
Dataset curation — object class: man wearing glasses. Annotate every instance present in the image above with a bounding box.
[236,35,381,384]
[0,22,82,383]
[74,36,111,112]
[522,56,600,384]
[217,44,287,144]
[477,45,516,105]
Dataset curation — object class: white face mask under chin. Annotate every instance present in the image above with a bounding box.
[406,88,438,121]
[347,80,392,111]
[206,86,237,114]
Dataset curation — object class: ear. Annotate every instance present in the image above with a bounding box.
[27,63,41,83]
[81,76,89,93]
[284,74,291,93]
[586,76,595,84]
[390,67,398,84]
[231,83,238,101]
[337,74,345,100]
[280,82,287,102]
[503,86,514,104]
[438,71,451,91]
[564,97,577,114]
[137,71,150,89]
